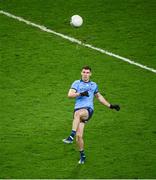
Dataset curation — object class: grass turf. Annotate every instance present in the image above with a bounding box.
[0,0,156,178]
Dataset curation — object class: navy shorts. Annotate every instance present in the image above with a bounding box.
[74,107,94,123]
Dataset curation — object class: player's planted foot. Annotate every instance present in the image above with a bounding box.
[78,155,86,164]
[78,150,86,164]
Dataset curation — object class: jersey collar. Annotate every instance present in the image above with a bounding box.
[80,79,91,83]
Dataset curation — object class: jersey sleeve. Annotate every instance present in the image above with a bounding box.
[94,84,99,94]
[71,80,79,92]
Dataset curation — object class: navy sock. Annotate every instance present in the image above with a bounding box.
[71,130,76,137]
[68,130,76,141]
[80,150,85,158]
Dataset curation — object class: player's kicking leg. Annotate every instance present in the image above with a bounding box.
[62,110,80,143]
[63,109,88,144]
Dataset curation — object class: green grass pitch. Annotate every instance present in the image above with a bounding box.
[0,0,156,178]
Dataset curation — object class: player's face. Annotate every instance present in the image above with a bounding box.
[81,69,91,82]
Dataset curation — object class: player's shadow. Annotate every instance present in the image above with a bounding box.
[62,143,85,178]
[67,163,85,179]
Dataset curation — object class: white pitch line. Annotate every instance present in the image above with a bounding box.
[0,10,156,74]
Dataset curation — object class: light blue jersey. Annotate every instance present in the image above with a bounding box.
[71,79,98,110]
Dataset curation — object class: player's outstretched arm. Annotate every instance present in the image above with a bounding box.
[95,92,110,107]
[95,92,120,111]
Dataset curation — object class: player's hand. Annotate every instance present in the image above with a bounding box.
[80,91,89,97]
[110,104,120,111]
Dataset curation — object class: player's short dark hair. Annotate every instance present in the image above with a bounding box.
[82,66,91,72]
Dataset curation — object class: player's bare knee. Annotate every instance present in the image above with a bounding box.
[74,111,81,118]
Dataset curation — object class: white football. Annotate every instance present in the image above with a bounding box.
[70,15,83,27]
